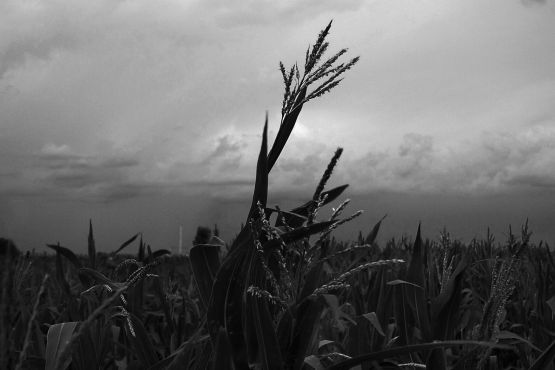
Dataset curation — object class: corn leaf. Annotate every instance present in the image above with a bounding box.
[247,115,269,221]
[88,220,96,269]
[248,294,284,369]
[47,244,82,269]
[190,244,221,310]
[268,87,306,171]
[45,321,78,370]
[365,215,386,245]
[110,233,140,256]
[404,224,432,343]
[431,257,467,340]
[125,312,159,367]
[212,327,235,370]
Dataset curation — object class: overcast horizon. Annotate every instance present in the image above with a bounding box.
[1,0,555,253]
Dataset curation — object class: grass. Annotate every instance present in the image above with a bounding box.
[1,21,555,370]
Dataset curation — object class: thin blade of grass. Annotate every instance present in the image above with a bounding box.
[88,220,96,269]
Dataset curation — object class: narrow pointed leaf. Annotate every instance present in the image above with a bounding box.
[365,215,386,245]
[268,87,306,171]
[111,233,140,256]
[405,224,432,341]
[88,219,96,269]
[248,115,269,221]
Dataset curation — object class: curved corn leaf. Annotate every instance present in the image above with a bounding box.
[78,268,120,290]
[151,248,171,259]
[47,244,82,269]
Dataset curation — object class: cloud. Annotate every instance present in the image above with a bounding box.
[201,134,247,170]
[213,0,364,28]
[341,122,555,194]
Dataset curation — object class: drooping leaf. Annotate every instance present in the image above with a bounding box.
[47,244,82,269]
[151,249,171,259]
[386,279,423,290]
[496,330,542,352]
[45,322,79,370]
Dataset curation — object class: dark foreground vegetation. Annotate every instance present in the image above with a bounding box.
[2,22,554,369]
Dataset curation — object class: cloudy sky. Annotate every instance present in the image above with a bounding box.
[1,0,554,253]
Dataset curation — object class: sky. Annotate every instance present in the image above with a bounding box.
[1,0,555,253]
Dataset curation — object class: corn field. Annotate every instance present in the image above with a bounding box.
[2,22,555,370]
